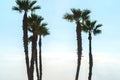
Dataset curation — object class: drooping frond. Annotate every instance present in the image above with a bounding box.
[37,26,50,37]
[12,6,22,12]
[91,20,97,29]
[93,24,102,35]
[95,24,102,29]
[28,26,33,32]
[31,6,40,11]
[28,35,33,43]
[83,18,102,35]
[29,0,40,11]
[82,9,91,16]
[29,1,37,8]
[93,29,102,35]
[40,23,48,27]
[63,13,74,22]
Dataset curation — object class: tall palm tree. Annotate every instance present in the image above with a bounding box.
[63,8,90,80]
[12,0,40,80]
[28,14,42,80]
[83,19,102,80]
[36,20,49,80]
[28,14,49,80]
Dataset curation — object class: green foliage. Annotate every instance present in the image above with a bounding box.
[28,14,50,38]
[63,13,74,22]
[12,0,40,12]
[83,19,102,35]
[82,9,91,21]
[71,8,82,21]
[28,14,43,27]
[37,25,50,37]
[63,8,90,23]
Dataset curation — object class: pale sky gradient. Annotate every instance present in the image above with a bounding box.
[0,0,120,80]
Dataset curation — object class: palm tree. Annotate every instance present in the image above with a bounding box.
[28,14,49,80]
[83,19,102,80]
[28,14,42,80]
[12,0,40,80]
[36,20,49,80]
[32,16,50,80]
[63,8,90,80]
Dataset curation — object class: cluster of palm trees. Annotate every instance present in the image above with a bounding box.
[12,0,102,80]
[12,0,49,80]
[63,9,102,80]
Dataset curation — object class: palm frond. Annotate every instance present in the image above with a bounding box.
[86,19,91,27]
[28,26,33,32]
[93,29,102,35]
[12,6,22,12]
[29,1,37,8]
[31,5,40,11]
[82,9,91,16]
[82,25,89,33]
[37,26,50,37]
[41,23,48,27]
[63,13,74,22]
[28,14,43,27]
[71,8,82,21]
[13,0,40,12]
[93,24,102,35]
[95,24,102,29]
[16,0,22,6]
[28,13,49,37]
[42,27,50,37]
[28,35,33,43]
[91,20,97,29]
[82,9,91,21]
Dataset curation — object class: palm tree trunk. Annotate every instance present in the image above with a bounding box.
[39,35,42,80]
[29,41,35,80]
[29,28,37,80]
[35,54,40,80]
[75,21,82,80]
[88,32,93,80]
[23,12,30,80]
[35,36,40,80]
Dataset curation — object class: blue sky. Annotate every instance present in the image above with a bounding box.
[0,0,120,80]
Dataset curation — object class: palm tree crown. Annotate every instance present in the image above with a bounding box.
[28,14,49,36]
[28,14,43,30]
[12,0,40,12]
[63,8,90,23]
[83,19,102,35]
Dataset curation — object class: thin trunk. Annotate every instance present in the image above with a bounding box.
[23,12,30,80]
[75,21,82,80]
[35,35,40,80]
[39,35,42,80]
[88,32,93,80]
[29,51,35,80]
[29,28,36,80]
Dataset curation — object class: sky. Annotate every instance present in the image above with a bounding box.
[0,0,120,80]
